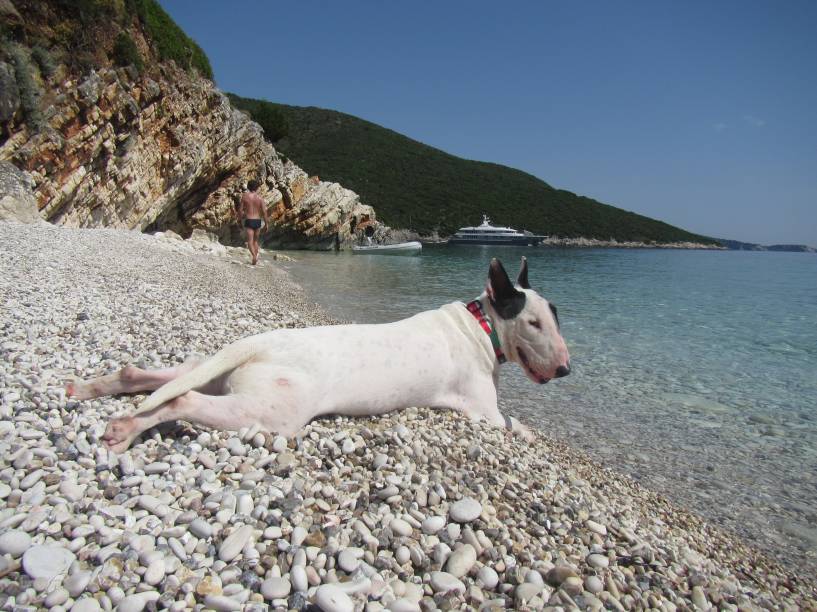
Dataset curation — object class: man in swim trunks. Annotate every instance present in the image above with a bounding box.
[237,179,269,265]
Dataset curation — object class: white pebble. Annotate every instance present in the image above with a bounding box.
[22,545,75,581]
[429,571,465,594]
[0,529,31,557]
[236,494,253,516]
[692,586,709,610]
[118,454,135,475]
[64,570,92,597]
[261,576,291,600]
[44,587,69,608]
[524,569,544,585]
[372,453,388,470]
[202,595,242,611]
[71,598,102,612]
[291,565,309,592]
[116,594,148,612]
[587,553,609,569]
[388,600,420,612]
[337,548,363,573]
[218,525,253,562]
[59,480,86,502]
[144,461,170,474]
[144,558,165,585]
[476,566,499,590]
[390,518,412,537]
[444,544,476,578]
[585,575,604,594]
[290,525,307,546]
[395,546,410,565]
[20,469,44,489]
[188,518,212,539]
[314,584,354,612]
[515,582,543,602]
[586,519,607,536]
[449,498,482,523]
[421,515,446,534]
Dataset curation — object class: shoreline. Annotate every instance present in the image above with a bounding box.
[413,234,723,250]
[537,237,723,250]
[419,236,817,252]
[0,223,814,609]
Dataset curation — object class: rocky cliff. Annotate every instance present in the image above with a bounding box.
[0,1,378,249]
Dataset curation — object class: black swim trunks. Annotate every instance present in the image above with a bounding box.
[244,219,262,230]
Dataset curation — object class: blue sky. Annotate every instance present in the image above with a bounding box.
[160,1,816,245]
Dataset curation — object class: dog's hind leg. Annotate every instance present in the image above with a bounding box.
[67,359,205,400]
[102,391,305,453]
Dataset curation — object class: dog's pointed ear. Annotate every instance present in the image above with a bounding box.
[517,257,530,289]
[488,258,526,319]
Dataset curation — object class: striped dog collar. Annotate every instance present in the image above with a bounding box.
[465,300,506,364]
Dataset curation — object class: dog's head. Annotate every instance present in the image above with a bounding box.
[484,257,570,384]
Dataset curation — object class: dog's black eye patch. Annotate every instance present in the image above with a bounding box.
[491,293,526,320]
[549,303,560,328]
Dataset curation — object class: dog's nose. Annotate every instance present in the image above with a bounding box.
[555,364,570,378]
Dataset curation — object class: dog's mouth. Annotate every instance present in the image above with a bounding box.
[517,347,550,384]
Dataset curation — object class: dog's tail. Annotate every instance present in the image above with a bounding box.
[134,336,262,414]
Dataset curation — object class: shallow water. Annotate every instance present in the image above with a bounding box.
[273,245,817,571]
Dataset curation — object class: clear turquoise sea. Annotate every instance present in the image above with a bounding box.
[275,246,817,570]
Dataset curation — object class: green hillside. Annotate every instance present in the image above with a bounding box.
[227,94,715,243]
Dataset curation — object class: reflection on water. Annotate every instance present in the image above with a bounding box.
[275,246,817,570]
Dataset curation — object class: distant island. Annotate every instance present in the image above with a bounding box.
[716,239,816,252]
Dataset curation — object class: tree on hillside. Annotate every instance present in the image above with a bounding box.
[252,103,289,142]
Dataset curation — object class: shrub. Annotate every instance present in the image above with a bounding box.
[112,31,143,73]
[0,23,12,44]
[247,103,289,142]
[75,52,97,76]
[58,0,116,25]
[31,46,57,79]
[227,93,290,142]
[71,0,126,20]
[8,44,44,130]
[51,20,78,48]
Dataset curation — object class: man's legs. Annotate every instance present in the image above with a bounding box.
[244,227,257,264]
[250,228,259,264]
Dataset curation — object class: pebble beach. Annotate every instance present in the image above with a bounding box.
[0,222,814,611]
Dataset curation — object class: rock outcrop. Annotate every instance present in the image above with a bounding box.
[0,160,41,223]
[0,62,377,249]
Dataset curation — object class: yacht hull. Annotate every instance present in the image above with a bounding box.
[448,236,543,246]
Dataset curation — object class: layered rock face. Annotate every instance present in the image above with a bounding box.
[0,62,377,249]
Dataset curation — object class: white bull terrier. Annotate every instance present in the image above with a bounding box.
[68,257,570,453]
